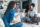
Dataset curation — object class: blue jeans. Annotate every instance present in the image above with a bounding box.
[23,17,40,25]
[10,22,22,27]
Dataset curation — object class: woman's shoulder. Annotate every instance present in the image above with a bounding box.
[9,8,14,12]
[9,8,15,14]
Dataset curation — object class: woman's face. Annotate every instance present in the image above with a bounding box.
[29,5,33,11]
[13,3,16,9]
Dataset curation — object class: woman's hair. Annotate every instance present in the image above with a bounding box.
[4,1,16,15]
[30,3,35,7]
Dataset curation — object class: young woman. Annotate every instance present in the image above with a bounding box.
[3,1,22,27]
[25,3,38,23]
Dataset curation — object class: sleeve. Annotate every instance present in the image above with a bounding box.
[34,11,37,14]
[10,9,15,22]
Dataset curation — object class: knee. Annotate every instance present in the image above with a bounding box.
[17,22,23,26]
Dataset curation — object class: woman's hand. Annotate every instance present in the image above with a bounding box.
[10,20,18,25]
[11,20,18,23]
[15,13,22,18]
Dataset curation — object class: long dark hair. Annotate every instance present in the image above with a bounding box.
[4,1,16,15]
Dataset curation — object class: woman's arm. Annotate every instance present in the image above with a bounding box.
[34,14,37,18]
[14,13,21,18]
[24,9,26,13]
[10,13,21,23]
[34,11,37,18]
[11,20,18,23]
[14,9,25,18]
[26,11,29,16]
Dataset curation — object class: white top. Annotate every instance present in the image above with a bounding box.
[29,10,37,17]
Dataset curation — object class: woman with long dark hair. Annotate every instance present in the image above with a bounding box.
[3,1,22,27]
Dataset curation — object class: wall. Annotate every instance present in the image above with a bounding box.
[0,0,10,14]
[38,0,40,13]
